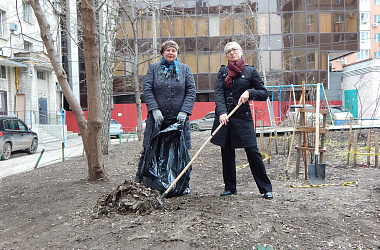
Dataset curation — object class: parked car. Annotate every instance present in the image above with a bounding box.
[109,119,123,138]
[325,105,354,125]
[0,115,38,160]
[190,111,215,131]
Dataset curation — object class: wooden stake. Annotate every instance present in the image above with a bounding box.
[268,132,272,164]
[347,117,353,165]
[367,130,371,166]
[274,130,278,154]
[375,132,379,168]
[354,130,358,167]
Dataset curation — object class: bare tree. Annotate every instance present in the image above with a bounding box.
[117,1,159,141]
[99,0,120,154]
[80,0,107,180]
[29,0,107,181]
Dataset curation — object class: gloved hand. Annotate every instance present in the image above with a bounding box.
[152,109,164,125]
[177,111,187,124]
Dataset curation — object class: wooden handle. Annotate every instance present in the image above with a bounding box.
[315,83,320,155]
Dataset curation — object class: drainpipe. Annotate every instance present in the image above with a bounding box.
[16,67,19,91]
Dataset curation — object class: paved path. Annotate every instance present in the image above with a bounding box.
[0,134,138,180]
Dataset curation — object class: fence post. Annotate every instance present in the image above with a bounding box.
[353,131,358,167]
[375,132,379,168]
[367,130,371,166]
[347,117,353,165]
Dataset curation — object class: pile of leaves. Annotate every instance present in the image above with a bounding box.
[92,180,161,217]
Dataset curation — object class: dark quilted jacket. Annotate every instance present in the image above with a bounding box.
[210,65,268,148]
[142,62,196,149]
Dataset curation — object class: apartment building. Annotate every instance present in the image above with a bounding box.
[331,0,380,119]
[0,1,62,128]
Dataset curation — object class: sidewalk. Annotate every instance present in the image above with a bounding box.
[0,134,138,180]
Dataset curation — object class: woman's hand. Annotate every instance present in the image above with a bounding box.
[238,90,249,104]
[219,113,229,125]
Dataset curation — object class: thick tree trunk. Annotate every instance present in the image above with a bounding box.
[99,0,119,155]
[81,0,107,180]
[29,1,88,147]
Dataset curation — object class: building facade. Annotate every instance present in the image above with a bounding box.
[342,57,380,119]
[113,0,359,103]
[0,1,62,126]
[332,0,380,68]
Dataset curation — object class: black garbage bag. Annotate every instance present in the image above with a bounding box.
[141,119,191,198]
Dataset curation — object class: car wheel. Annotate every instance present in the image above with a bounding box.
[1,142,12,160]
[190,123,199,132]
[26,138,38,154]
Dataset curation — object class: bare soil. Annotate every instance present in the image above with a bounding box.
[1,128,379,249]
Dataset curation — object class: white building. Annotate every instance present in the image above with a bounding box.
[342,58,380,120]
[0,1,65,141]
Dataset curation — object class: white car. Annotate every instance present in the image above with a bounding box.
[190,111,215,131]
[326,105,354,125]
[109,119,123,138]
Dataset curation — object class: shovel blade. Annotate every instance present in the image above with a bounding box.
[307,163,326,185]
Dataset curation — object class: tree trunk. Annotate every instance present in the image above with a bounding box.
[99,0,119,155]
[81,0,107,180]
[131,3,143,141]
[29,1,88,149]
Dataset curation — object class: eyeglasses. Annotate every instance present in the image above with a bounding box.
[226,48,240,55]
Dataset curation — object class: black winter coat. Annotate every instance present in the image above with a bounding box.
[210,65,268,148]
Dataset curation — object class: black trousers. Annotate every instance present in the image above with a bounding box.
[221,133,272,194]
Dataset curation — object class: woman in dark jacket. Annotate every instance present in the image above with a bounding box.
[135,40,196,182]
[210,41,273,199]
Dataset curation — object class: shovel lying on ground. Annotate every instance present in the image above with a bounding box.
[156,102,242,206]
[307,83,326,184]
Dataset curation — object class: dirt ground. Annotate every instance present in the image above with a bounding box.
[1,127,379,249]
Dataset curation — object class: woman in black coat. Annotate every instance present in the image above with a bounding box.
[135,40,196,183]
[210,41,273,199]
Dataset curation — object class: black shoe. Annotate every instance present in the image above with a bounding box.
[220,190,237,196]
[263,192,273,200]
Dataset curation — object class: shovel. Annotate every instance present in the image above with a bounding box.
[156,102,242,206]
[308,83,326,184]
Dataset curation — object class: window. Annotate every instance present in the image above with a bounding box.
[335,14,344,23]
[24,42,31,51]
[360,12,369,24]
[0,65,5,79]
[37,71,45,80]
[360,31,369,40]
[376,0,380,5]
[374,52,380,58]
[0,91,6,115]
[0,11,3,38]
[375,34,380,42]
[357,50,369,60]
[17,120,27,131]
[307,15,314,25]
[375,15,380,24]
[23,2,32,23]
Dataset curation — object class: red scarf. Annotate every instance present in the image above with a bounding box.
[225,57,246,88]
